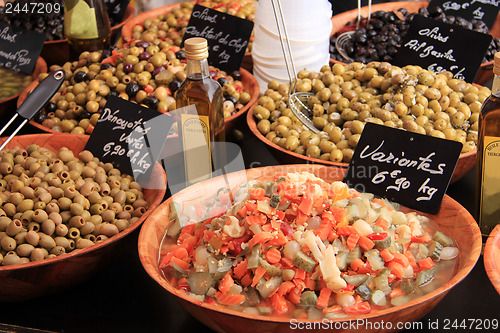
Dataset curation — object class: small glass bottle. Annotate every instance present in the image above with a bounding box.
[476,52,500,239]
[63,0,111,59]
[175,37,225,186]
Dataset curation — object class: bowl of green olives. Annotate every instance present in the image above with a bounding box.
[329,1,500,85]
[247,62,488,183]
[121,0,255,72]
[17,44,259,138]
[0,133,166,302]
[0,57,47,126]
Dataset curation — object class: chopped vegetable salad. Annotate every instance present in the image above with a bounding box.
[160,172,459,319]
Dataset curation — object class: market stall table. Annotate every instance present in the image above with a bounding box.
[0,122,498,333]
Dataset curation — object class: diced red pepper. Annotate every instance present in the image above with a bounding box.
[366,232,388,241]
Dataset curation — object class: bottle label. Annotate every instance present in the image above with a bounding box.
[479,135,500,236]
[181,114,212,185]
[64,0,99,39]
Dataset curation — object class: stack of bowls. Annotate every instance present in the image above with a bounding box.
[252,0,332,93]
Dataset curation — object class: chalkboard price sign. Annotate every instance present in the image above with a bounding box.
[85,96,174,182]
[392,14,492,83]
[182,4,254,73]
[0,22,46,74]
[104,0,130,23]
[343,123,462,214]
[428,0,500,30]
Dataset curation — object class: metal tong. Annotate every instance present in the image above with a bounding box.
[335,0,372,62]
[270,0,319,133]
[0,70,65,151]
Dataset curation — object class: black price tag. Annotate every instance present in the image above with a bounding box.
[104,0,130,23]
[182,4,254,73]
[392,15,492,83]
[428,0,500,30]
[343,123,462,214]
[0,22,46,74]
[84,95,175,181]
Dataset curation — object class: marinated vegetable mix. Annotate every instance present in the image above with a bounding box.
[160,172,459,318]
[0,68,32,100]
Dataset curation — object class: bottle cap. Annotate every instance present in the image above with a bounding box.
[184,37,209,61]
[494,52,500,76]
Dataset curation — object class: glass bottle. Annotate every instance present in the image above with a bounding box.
[63,0,111,59]
[476,52,500,239]
[175,37,225,186]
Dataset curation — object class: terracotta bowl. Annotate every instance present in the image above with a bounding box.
[330,1,500,85]
[484,225,500,294]
[40,4,135,67]
[138,164,482,333]
[17,67,259,137]
[0,133,166,302]
[0,57,47,127]
[121,1,254,72]
[246,104,476,184]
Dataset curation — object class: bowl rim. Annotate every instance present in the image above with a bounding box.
[138,164,482,325]
[43,3,135,45]
[484,224,500,294]
[0,57,47,105]
[0,133,166,273]
[19,67,259,135]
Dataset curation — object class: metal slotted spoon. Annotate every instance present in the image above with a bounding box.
[335,0,372,62]
[269,0,319,133]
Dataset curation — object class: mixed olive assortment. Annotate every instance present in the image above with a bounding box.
[0,0,120,42]
[129,0,255,52]
[35,41,252,134]
[330,5,499,64]
[253,61,489,163]
[0,145,148,266]
[0,67,32,100]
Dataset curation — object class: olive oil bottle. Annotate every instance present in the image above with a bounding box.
[175,37,225,186]
[476,52,500,238]
[63,0,111,59]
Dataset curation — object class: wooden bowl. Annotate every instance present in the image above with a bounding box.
[40,4,135,67]
[121,1,254,72]
[18,67,259,137]
[138,164,482,333]
[484,224,500,294]
[246,105,475,184]
[0,57,47,127]
[330,1,500,85]
[0,133,166,302]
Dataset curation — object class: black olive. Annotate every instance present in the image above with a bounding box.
[73,71,87,83]
[354,29,368,44]
[34,112,46,123]
[101,63,113,70]
[79,110,91,120]
[175,50,186,60]
[225,95,238,104]
[45,102,57,113]
[217,77,230,86]
[142,96,159,109]
[418,7,429,16]
[169,80,182,93]
[101,49,112,60]
[230,70,242,81]
[109,90,119,97]
[125,82,140,97]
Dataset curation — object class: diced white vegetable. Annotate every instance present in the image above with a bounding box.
[391,295,412,307]
[392,211,408,225]
[249,223,262,235]
[403,264,414,278]
[371,290,387,306]
[351,197,368,219]
[320,245,346,291]
[336,292,355,307]
[283,240,300,260]
[440,246,459,260]
[353,219,373,236]
[257,200,272,215]
[223,216,245,238]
